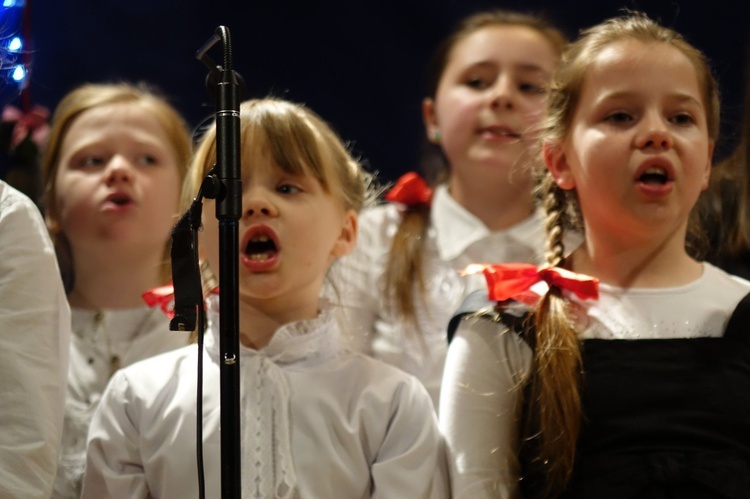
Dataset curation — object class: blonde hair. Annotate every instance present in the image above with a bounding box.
[386,10,567,327]
[530,12,720,494]
[41,82,192,291]
[183,97,373,216]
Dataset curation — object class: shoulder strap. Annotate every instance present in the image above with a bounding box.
[723,290,750,340]
[447,290,534,344]
[447,290,496,343]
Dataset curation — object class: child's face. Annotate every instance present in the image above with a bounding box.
[52,102,181,260]
[547,40,713,245]
[423,25,557,185]
[200,148,356,320]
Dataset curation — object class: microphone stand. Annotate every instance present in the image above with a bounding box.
[196,25,242,498]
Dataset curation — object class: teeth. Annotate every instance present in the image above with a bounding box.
[251,235,270,242]
[248,253,270,260]
[645,167,666,175]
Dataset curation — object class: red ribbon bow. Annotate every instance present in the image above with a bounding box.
[462,263,599,304]
[385,172,433,207]
[2,104,51,149]
[142,283,220,319]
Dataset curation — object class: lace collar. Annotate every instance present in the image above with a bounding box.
[204,295,341,365]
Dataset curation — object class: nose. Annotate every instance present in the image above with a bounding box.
[636,113,673,150]
[242,187,278,219]
[104,155,134,186]
[490,75,514,111]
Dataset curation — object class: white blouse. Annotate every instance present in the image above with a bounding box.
[0,181,70,499]
[54,306,190,498]
[440,262,750,498]
[83,297,449,498]
[335,184,546,407]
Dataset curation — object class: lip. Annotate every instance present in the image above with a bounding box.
[240,224,281,272]
[101,190,136,213]
[634,156,675,197]
[477,124,522,142]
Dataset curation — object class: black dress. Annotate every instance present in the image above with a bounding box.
[448,291,750,498]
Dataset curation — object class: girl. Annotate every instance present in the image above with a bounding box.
[41,82,193,498]
[336,10,567,407]
[440,12,750,498]
[81,98,448,498]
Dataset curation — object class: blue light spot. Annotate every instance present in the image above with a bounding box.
[11,65,25,81]
[8,36,22,52]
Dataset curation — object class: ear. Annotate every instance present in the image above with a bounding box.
[331,209,358,259]
[543,141,576,190]
[45,211,61,234]
[701,139,715,191]
[422,97,439,143]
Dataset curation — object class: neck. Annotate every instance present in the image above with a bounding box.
[238,296,320,350]
[572,223,701,288]
[448,173,534,231]
[69,249,167,309]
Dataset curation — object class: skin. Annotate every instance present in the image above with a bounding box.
[545,40,714,288]
[51,102,182,308]
[201,144,357,349]
[422,25,559,230]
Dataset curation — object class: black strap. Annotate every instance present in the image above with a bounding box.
[723,290,750,341]
[447,290,534,344]
[169,199,204,332]
[446,290,496,343]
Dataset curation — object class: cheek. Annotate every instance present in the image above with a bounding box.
[434,90,478,133]
[54,174,95,229]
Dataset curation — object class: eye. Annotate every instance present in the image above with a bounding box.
[670,113,695,126]
[465,77,490,90]
[277,183,301,195]
[519,82,545,95]
[136,154,158,166]
[80,156,105,168]
[604,111,633,124]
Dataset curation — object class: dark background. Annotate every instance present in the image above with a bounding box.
[14,0,750,186]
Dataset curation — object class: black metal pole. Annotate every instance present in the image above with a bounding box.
[197,25,243,498]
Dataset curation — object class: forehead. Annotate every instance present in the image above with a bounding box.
[63,102,169,147]
[446,25,558,74]
[580,40,703,105]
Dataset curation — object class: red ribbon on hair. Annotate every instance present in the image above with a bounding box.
[2,104,50,149]
[385,172,433,207]
[463,263,599,303]
[142,283,220,319]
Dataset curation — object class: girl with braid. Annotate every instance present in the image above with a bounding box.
[440,12,750,498]
[336,10,567,407]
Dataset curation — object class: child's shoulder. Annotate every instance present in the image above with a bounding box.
[328,350,432,401]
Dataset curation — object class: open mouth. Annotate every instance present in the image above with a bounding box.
[103,192,133,208]
[637,166,671,186]
[245,234,278,261]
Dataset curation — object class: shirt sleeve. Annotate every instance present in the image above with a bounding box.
[439,316,532,499]
[82,371,149,499]
[0,183,71,499]
[370,376,450,499]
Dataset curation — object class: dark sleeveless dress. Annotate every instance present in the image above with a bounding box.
[448,291,750,498]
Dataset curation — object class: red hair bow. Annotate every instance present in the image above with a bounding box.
[463,263,599,304]
[385,172,433,207]
[142,283,219,319]
[2,104,50,149]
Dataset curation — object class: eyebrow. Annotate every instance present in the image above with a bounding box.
[597,91,703,107]
[464,60,551,77]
